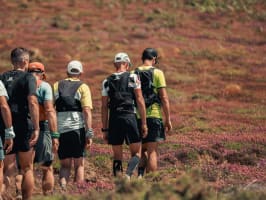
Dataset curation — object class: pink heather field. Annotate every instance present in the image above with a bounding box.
[0,0,265,199]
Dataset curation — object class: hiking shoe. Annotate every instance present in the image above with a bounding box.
[15,190,22,200]
[137,174,143,179]
[15,195,22,200]
[125,174,131,181]
[60,182,67,192]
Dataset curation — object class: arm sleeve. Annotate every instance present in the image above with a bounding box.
[0,80,8,98]
[129,74,141,90]
[101,79,108,96]
[154,69,166,89]
[43,82,53,101]
[79,84,93,109]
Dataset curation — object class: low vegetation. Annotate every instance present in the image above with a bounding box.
[0,0,265,199]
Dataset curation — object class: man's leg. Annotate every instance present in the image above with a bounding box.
[59,158,72,189]
[41,164,54,195]
[112,145,123,177]
[15,174,22,200]
[18,150,34,200]
[35,127,54,195]
[73,157,84,183]
[145,142,158,172]
[3,154,16,189]
[138,144,148,178]
[126,142,141,178]
[0,160,3,196]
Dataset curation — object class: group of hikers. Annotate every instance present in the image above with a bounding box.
[0,47,172,200]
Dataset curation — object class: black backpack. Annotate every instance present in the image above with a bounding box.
[134,67,160,108]
[106,72,135,114]
[1,70,22,99]
[55,80,83,112]
[1,70,25,114]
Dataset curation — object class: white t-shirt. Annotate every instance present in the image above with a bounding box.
[0,80,8,98]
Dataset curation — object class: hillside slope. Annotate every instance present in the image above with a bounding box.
[0,0,265,199]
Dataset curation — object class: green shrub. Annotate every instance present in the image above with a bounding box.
[51,15,69,29]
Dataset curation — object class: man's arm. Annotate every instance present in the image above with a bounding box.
[28,95,40,146]
[134,89,148,138]
[44,100,59,152]
[83,106,93,148]
[0,96,14,153]
[0,96,12,129]
[101,96,109,142]
[158,88,172,132]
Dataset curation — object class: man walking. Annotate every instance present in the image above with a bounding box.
[1,47,39,200]
[101,52,147,179]
[53,60,93,189]
[0,80,15,198]
[27,62,59,195]
[134,48,172,177]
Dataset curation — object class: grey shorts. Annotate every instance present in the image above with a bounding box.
[34,121,53,165]
[138,118,165,143]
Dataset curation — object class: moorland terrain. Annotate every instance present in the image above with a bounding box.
[0,0,265,199]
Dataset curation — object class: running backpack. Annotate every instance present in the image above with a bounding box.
[0,70,25,114]
[55,80,83,112]
[106,72,135,113]
[134,67,160,108]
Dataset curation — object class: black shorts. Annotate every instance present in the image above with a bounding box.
[58,128,86,160]
[108,113,141,145]
[8,116,33,154]
[138,118,165,143]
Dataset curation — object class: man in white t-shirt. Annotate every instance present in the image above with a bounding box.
[0,80,15,198]
[101,52,147,179]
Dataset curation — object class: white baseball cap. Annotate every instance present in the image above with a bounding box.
[114,52,132,66]
[67,60,83,75]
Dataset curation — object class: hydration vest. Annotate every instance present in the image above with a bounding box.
[134,67,161,108]
[106,72,135,114]
[1,70,27,115]
[55,80,83,112]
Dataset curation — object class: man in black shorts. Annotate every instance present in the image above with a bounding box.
[53,60,93,189]
[1,47,39,200]
[134,48,172,177]
[101,52,147,179]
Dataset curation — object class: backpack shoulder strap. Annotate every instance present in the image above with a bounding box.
[58,79,83,96]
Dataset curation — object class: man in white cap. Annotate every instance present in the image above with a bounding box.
[53,60,93,189]
[101,52,147,179]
